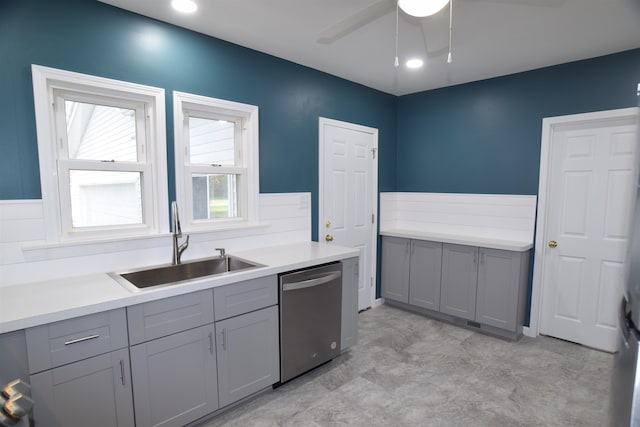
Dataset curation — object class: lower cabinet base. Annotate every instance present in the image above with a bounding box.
[185,385,274,427]
[384,300,522,341]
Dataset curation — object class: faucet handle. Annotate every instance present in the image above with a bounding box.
[215,248,226,258]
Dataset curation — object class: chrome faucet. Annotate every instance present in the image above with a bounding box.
[171,201,189,265]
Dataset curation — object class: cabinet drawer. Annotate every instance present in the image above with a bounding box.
[127,289,214,345]
[214,275,277,321]
[26,308,128,374]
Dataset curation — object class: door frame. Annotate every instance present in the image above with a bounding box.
[526,107,639,338]
[318,117,379,310]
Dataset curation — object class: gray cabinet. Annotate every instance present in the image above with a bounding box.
[215,305,279,407]
[30,348,134,427]
[26,308,134,427]
[440,244,478,321]
[476,248,530,331]
[381,236,410,303]
[341,257,359,351]
[128,290,217,427]
[409,240,443,311]
[129,325,218,427]
[382,236,530,338]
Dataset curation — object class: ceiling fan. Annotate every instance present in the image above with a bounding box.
[317,0,566,62]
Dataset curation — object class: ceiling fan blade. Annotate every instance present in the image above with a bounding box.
[421,14,449,57]
[317,0,396,44]
[463,0,566,7]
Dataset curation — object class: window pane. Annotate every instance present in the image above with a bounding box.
[188,117,235,165]
[69,170,143,227]
[192,174,238,220]
[65,101,138,162]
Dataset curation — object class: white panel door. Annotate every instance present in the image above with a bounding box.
[320,118,377,311]
[540,118,637,352]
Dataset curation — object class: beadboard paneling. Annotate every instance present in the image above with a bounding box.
[380,192,536,243]
[0,194,311,287]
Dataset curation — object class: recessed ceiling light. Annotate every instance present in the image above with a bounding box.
[406,58,424,69]
[171,0,197,14]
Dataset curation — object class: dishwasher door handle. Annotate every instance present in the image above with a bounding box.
[282,271,342,292]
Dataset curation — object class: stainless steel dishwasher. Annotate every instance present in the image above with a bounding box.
[279,262,342,383]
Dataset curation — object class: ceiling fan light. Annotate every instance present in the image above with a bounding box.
[398,0,449,17]
[171,0,198,14]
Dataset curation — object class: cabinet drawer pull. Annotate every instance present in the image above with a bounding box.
[208,332,214,355]
[119,359,125,386]
[222,328,227,351]
[64,334,100,346]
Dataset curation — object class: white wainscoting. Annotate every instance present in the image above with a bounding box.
[380,192,537,243]
[0,193,311,287]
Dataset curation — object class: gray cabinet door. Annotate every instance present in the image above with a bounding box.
[130,325,218,427]
[440,243,478,321]
[381,236,410,303]
[476,248,526,331]
[30,348,134,427]
[409,240,443,311]
[216,305,279,408]
[341,257,359,351]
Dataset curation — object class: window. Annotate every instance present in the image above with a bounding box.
[173,92,259,230]
[32,65,168,241]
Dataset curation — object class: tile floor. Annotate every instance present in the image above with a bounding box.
[201,304,613,427]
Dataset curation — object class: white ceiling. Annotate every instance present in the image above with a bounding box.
[99,0,640,96]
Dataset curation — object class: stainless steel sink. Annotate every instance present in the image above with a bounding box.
[111,256,262,291]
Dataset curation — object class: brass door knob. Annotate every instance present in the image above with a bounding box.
[548,240,558,248]
[325,234,334,242]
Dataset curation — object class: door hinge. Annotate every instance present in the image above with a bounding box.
[371,213,375,224]
[371,147,376,159]
[371,277,373,288]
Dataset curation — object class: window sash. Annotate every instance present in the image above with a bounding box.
[57,160,153,236]
[32,65,168,242]
[173,91,259,231]
[53,91,148,164]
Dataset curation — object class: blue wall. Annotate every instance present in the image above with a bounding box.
[0,0,397,242]
[397,49,640,194]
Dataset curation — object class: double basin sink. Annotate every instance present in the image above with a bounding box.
[111,255,262,292]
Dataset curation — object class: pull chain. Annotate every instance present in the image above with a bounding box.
[394,1,400,67]
[447,0,453,63]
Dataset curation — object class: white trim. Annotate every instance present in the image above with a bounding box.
[173,91,259,231]
[529,107,639,337]
[31,64,168,242]
[373,297,385,308]
[318,117,379,310]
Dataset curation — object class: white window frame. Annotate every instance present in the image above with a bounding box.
[173,91,259,231]
[32,65,169,242]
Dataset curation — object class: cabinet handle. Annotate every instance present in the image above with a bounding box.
[480,252,484,265]
[222,328,227,351]
[64,334,99,346]
[119,359,125,386]
[473,251,477,265]
[208,331,214,355]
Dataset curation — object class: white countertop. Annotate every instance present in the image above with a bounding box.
[0,242,359,334]
[380,229,533,252]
